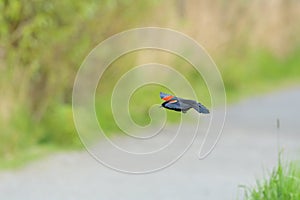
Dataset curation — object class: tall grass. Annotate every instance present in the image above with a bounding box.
[243,160,300,200]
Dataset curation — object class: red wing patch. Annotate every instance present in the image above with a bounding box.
[162,95,174,101]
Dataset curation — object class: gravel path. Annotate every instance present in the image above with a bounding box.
[0,87,300,200]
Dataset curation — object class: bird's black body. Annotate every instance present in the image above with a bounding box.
[160,92,209,114]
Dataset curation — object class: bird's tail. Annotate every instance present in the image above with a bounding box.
[196,103,210,114]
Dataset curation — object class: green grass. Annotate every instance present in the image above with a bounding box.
[0,144,58,170]
[242,159,300,200]
[220,47,300,103]
[0,104,82,170]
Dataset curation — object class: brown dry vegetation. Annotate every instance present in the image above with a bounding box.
[153,0,300,56]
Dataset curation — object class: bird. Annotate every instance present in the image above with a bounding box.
[160,92,209,114]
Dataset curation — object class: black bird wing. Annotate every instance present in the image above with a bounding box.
[178,98,210,114]
[162,99,192,113]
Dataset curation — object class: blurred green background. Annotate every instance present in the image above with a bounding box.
[0,0,300,168]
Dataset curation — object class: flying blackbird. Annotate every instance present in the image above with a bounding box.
[160,92,209,114]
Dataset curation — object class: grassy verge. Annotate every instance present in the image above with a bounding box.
[220,47,300,103]
[0,145,58,170]
[242,159,300,200]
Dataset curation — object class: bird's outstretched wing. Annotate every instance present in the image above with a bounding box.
[179,98,210,114]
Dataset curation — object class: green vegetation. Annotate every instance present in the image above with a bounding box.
[243,160,300,200]
[0,0,300,168]
[0,0,159,168]
[0,144,59,169]
[221,47,300,102]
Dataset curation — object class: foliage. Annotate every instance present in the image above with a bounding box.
[220,47,300,102]
[0,0,300,167]
[243,160,300,200]
[0,0,158,164]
